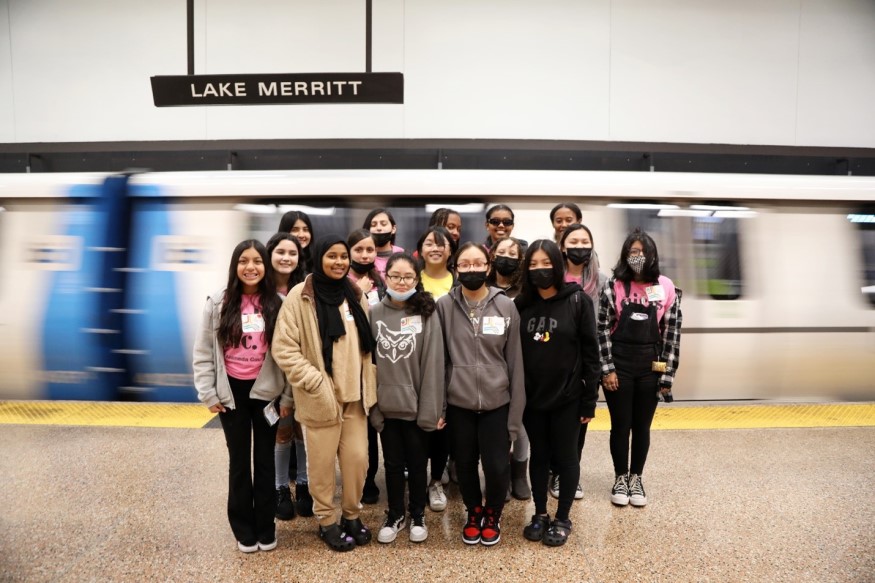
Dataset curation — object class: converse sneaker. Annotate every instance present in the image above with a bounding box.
[409,513,428,543]
[377,512,405,544]
[611,473,630,506]
[428,481,447,512]
[257,537,277,551]
[480,507,501,546]
[237,540,258,553]
[275,485,295,520]
[628,473,648,507]
[549,474,560,499]
[462,506,483,545]
[574,482,584,500]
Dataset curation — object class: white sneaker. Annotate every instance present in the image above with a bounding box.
[428,481,447,512]
[237,541,258,553]
[257,538,277,551]
[409,513,428,542]
[574,482,584,500]
[549,474,560,499]
[628,473,648,507]
[377,513,405,543]
[611,474,630,506]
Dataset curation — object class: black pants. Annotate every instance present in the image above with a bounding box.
[603,344,660,476]
[428,428,449,482]
[366,423,379,484]
[380,419,429,517]
[446,404,510,512]
[525,404,581,521]
[219,376,278,545]
[550,420,588,475]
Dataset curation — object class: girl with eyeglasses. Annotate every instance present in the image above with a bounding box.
[193,240,285,553]
[435,242,525,547]
[272,235,378,552]
[484,205,528,255]
[369,253,446,544]
[415,226,455,511]
[598,229,682,508]
[514,240,601,547]
[363,208,404,279]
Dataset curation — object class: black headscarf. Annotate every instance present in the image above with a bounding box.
[311,235,376,375]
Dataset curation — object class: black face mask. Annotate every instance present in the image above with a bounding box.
[529,268,555,289]
[350,260,374,275]
[371,232,393,248]
[492,256,520,277]
[565,247,592,266]
[458,271,488,291]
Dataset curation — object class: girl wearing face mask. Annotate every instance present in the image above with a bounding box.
[484,205,528,255]
[514,240,600,547]
[266,233,311,522]
[435,242,525,547]
[598,229,682,509]
[485,237,530,501]
[369,253,446,544]
[272,236,378,552]
[278,210,315,273]
[193,240,284,553]
[363,208,403,279]
[550,203,582,243]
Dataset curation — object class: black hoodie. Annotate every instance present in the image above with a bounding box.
[515,285,601,417]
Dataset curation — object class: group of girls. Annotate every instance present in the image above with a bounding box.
[193,202,682,553]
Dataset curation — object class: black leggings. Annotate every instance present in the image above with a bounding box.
[446,404,510,512]
[525,404,581,521]
[380,419,429,517]
[603,344,660,475]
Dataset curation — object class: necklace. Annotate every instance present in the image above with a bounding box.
[462,293,487,319]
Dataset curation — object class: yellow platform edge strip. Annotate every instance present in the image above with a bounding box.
[0,401,873,430]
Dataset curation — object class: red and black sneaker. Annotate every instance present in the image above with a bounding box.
[462,506,483,545]
[480,507,501,546]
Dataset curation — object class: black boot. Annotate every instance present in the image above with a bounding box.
[275,485,296,520]
[511,458,532,500]
[361,478,380,505]
[295,482,314,517]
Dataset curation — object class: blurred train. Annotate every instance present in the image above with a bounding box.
[1,169,873,402]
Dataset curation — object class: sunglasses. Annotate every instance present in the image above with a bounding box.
[488,218,514,227]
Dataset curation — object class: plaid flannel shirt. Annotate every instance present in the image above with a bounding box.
[597,278,683,388]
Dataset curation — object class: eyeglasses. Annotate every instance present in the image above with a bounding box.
[386,274,417,284]
[488,218,514,227]
[457,262,489,271]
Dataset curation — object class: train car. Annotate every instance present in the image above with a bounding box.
[1,169,873,401]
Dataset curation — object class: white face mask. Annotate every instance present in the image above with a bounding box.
[627,255,646,274]
[386,287,416,301]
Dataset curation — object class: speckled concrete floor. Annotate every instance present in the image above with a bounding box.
[1,423,872,582]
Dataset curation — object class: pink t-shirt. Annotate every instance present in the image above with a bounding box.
[564,272,582,285]
[374,245,404,279]
[223,294,268,380]
[611,275,676,333]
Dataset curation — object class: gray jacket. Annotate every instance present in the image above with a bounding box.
[192,288,286,409]
[435,286,526,441]
[368,297,445,433]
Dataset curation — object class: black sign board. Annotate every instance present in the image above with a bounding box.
[151,72,403,106]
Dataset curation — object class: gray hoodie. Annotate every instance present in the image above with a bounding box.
[368,296,445,433]
[435,286,526,441]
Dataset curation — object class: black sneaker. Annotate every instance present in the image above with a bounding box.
[628,473,648,507]
[462,506,483,545]
[377,512,405,544]
[361,479,380,505]
[611,473,630,506]
[295,483,314,517]
[480,507,501,546]
[275,485,295,521]
[341,517,372,546]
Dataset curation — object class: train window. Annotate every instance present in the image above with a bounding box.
[848,211,875,307]
[692,216,743,300]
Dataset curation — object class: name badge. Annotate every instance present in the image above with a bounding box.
[242,313,265,333]
[645,285,666,303]
[342,302,355,321]
[400,315,423,334]
[631,313,649,321]
[366,290,380,306]
[482,316,505,335]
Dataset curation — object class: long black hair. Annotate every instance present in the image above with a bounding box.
[612,228,661,283]
[347,228,386,296]
[416,225,453,266]
[218,239,282,349]
[266,232,306,292]
[559,223,602,299]
[278,210,314,272]
[363,208,397,246]
[385,252,436,319]
[515,239,568,311]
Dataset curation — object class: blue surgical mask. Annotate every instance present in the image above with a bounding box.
[386,287,417,301]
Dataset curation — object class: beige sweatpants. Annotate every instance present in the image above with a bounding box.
[302,400,368,527]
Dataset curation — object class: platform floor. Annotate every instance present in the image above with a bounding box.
[1,402,873,582]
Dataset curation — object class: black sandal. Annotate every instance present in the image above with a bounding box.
[523,514,550,542]
[543,518,572,547]
[341,517,372,546]
[319,523,356,552]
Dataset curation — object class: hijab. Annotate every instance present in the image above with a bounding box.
[311,235,375,375]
